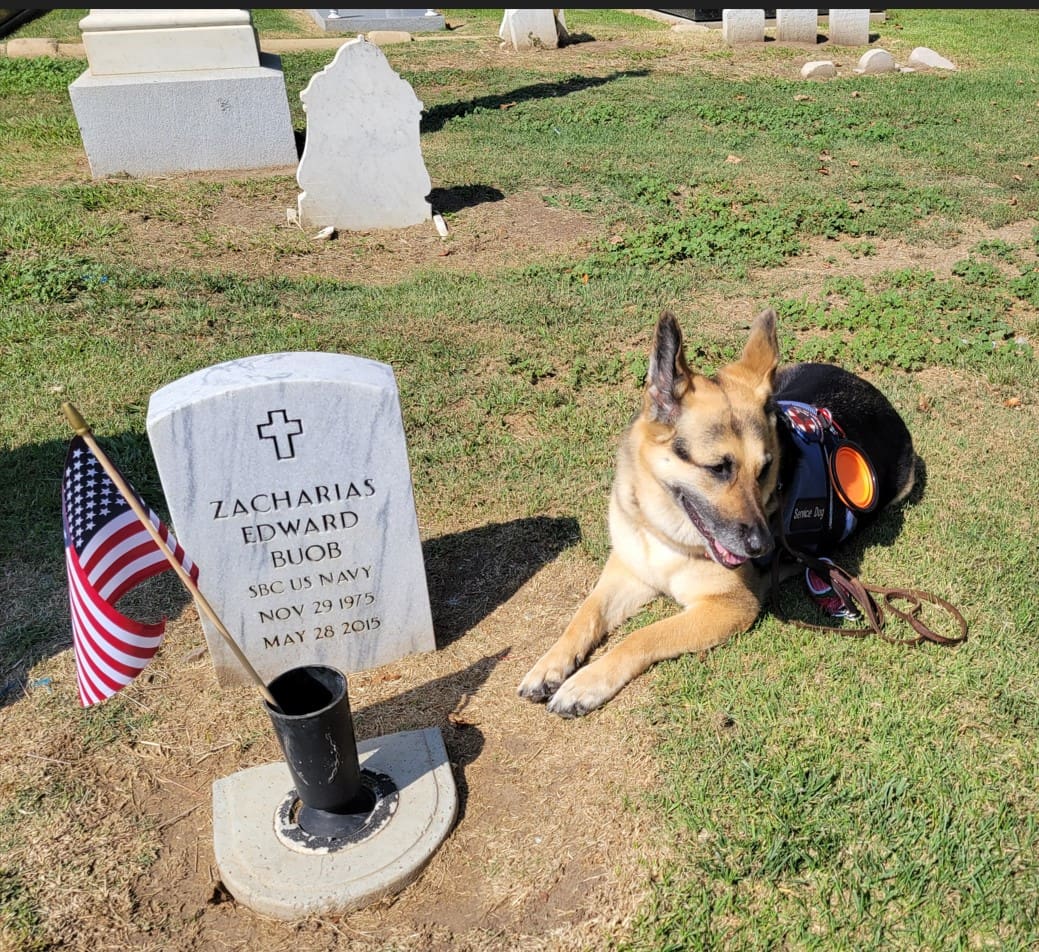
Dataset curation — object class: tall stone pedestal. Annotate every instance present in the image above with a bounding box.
[69,9,298,178]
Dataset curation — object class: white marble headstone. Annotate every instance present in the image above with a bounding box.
[855,48,896,74]
[722,9,766,45]
[296,36,431,230]
[146,352,435,687]
[776,9,819,44]
[499,9,567,51]
[827,9,871,46]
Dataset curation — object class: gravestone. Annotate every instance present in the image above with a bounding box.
[908,46,956,70]
[722,8,765,44]
[827,8,871,46]
[855,48,896,74]
[68,9,298,178]
[147,351,455,920]
[309,8,445,32]
[801,59,837,78]
[296,36,432,231]
[775,8,818,43]
[145,351,435,689]
[498,9,567,51]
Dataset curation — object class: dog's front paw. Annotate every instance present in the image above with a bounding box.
[517,650,577,703]
[545,664,622,719]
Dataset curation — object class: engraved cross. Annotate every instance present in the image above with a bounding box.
[257,409,303,460]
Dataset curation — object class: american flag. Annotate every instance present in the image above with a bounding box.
[61,435,197,707]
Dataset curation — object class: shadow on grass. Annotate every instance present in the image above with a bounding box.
[423,515,581,649]
[420,69,650,133]
[428,183,504,214]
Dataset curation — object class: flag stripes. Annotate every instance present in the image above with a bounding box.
[61,435,198,707]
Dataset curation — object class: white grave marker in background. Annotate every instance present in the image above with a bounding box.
[776,9,819,44]
[827,9,871,46]
[722,9,766,45]
[296,36,431,231]
[69,9,298,178]
[498,9,567,50]
[146,351,435,688]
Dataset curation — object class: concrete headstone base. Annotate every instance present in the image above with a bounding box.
[212,727,457,920]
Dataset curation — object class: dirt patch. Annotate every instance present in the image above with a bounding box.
[751,219,1039,296]
[4,550,668,951]
[113,178,599,285]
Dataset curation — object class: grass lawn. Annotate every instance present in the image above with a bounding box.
[1,8,1038,951]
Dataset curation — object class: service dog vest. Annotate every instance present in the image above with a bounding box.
[762,400,879,561]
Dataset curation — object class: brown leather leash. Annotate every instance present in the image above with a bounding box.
[769,523,968,647]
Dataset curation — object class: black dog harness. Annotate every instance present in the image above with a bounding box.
[756,400,879,615]
[759,401,968,645]
[773,399,877,554]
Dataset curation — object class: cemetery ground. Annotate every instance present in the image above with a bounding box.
[2,7,1039,950]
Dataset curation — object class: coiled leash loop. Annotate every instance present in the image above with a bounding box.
[771,523,968,647]
[764,400,967,647]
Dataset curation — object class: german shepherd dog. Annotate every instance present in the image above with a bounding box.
[518,308,916,717]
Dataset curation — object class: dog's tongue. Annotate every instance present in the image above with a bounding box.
[712,538,747,568]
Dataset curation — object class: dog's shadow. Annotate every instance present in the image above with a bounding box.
[771,454,929,622]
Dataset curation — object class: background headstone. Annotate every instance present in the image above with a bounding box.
[296,36,432,231]
[856,48,896,73]
[309,8,445,33]
[146,351,436,688]
[68,9,298,178]
[801,59,837,78]
[775,8,818,43]
[722,9,765,44]
[908,46,956,70]
[827,8,871,46]
[498,9,567,51]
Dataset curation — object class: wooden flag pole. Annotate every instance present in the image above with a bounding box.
[62,401,282,712]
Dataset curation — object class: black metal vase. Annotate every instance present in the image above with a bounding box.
[264,665,374,838]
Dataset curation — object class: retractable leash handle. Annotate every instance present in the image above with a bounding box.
[772,498,968,647]
[770,401,967,647]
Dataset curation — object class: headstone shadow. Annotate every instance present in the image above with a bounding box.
[350,650,503,822]
[422,515,581,649]
[426,184,505,214]
[420,70,650,134]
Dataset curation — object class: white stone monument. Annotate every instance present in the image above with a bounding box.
[146,351,453,919]
[722,9,766,45]
[776,9,819,44]
[296,36,432,231]
[908,47,957,70]
[68,9,298,178]
[855,48,897,74]
[498,9,568,51]
[309,8,445,32]
[827,9,872,46]
[146,351,436,688]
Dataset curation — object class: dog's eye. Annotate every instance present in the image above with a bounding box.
[758,455,773,482]
[672,438,693,463]
[707,457,733,479]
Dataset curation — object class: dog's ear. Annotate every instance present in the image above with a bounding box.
[645,310,693,425]
[739,308,780,397]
